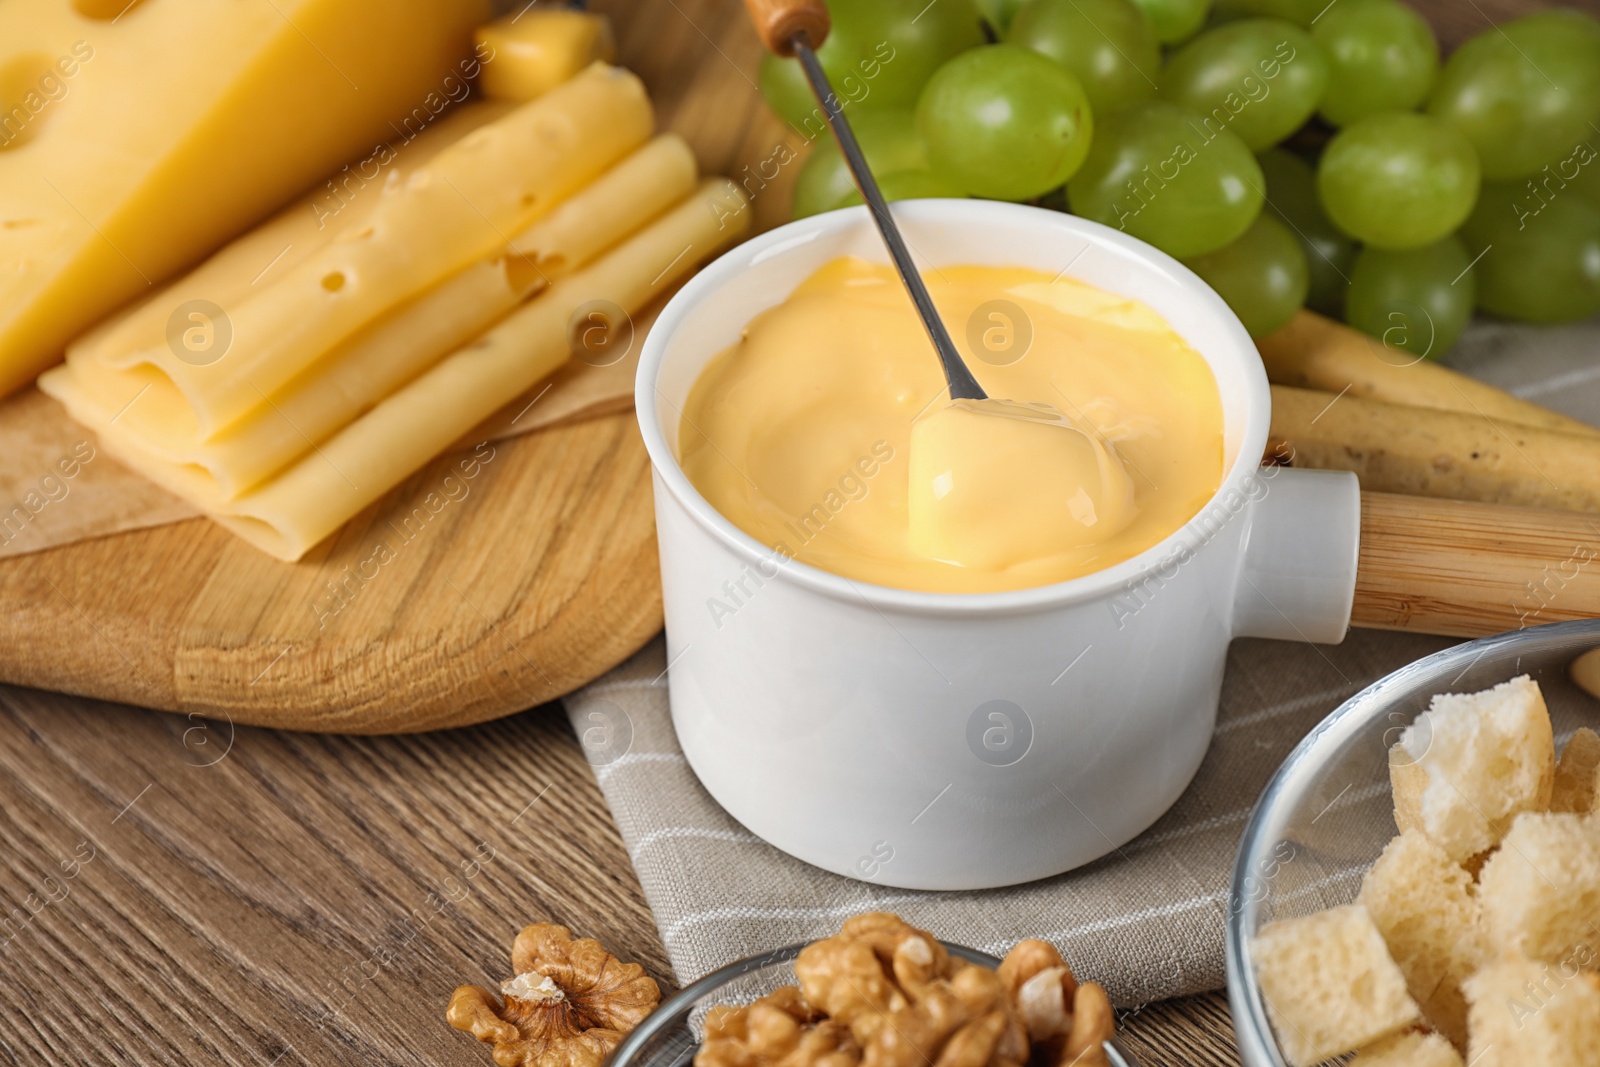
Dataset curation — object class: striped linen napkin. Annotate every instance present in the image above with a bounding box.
[564,317,1600,1003]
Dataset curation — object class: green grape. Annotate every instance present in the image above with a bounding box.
[1182,213,1308,336]
[1427,11,1600,182]
[1128,0,1212,45]
[1571,148,1600,211]
[1459,182,1600,323]
[1067,100,1264,258]
[1158,19,1329,151]
[975,0,1030,34]
[917,45,1093,202]
[758,0,987,135]
[1007,0,1161,114]
[791,108,927,218]
[1256,148,1356,316]
[1317,112,1479,250]
[1522,7,1600,48]
[1312,0,1438,128]
[758,55,817,136]
[1345,238,1475,359]
[836,170,968,208]
[1516,138,1600,215]
[1210,0,1320,28]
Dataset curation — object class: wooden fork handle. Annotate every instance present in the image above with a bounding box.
[1353,491,1600,637]
[741,0,830,55]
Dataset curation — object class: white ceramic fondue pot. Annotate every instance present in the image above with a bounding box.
[632,199,1360,890]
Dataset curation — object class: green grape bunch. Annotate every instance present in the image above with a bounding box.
[1068,100,1264,259]
[757,0,1600,354]
[1159,18,1328,152]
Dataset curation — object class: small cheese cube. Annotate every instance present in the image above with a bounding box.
[476,10,616,102]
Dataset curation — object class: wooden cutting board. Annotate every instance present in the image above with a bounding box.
[1,0,1561,732]
[0,0,798,733]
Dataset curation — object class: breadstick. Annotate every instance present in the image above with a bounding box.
[1259,311,1600,439]
[1270,384,1600,513]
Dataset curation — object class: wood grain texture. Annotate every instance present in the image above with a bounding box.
[740,0,831,54]
[0,684,1243,1067]
[0,414,662,733]
[1353,491,1600,636]
[0,0,813,736]
[16,0,1598,733]
[0,686,668,1066]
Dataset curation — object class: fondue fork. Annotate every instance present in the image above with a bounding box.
[741,0,988,401]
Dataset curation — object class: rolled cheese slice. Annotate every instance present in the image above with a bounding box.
[67,102,517,369]
[46,134,699,498]
[106,63,654,437]
[50,179,752,561]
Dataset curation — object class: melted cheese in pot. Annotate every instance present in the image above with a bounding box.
[679,258,1225,594]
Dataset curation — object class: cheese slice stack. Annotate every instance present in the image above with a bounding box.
[0,0,492,398]
[42,56,753,562]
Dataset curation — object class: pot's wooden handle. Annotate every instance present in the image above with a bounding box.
[1353,491,1600,637]
[741,0,830,55]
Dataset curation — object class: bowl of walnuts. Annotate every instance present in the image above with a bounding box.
[447,912,1139,1067]
[1226,618,1600,1067]
[616,913,1140,1067]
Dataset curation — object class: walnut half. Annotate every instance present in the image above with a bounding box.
[448,922,662,1067]
[997,940,1114,1067]
[697,985,862,1067]
[793,912,1030,1067]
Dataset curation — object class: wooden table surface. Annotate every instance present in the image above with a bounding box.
[0,686,1242,1066]
[4,0,1596,1064]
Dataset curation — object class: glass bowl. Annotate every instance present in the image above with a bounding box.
[612,942,1143,1067]
[1225,618,1600,1066]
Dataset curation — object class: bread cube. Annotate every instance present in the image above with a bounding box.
[1551,728,1600,814]
[1466,957,1600,1067]
[1349,1031,1463,1067]
[1358,831,1485,1046]
[1478,811,1600,966]
[1390,676,1555,861]
[1252,904,1420,1067]
[1389,750,1427,836]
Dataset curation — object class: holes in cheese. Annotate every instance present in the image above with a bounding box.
[0,54,63,150]
[43,133,704,501]
[47,179,753,562]
[71,0,148,20]
[217,179,754,562]
[69,102,515,369]
[104,63,654,438]
[0,0,495,398]
[506,134,698,282]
